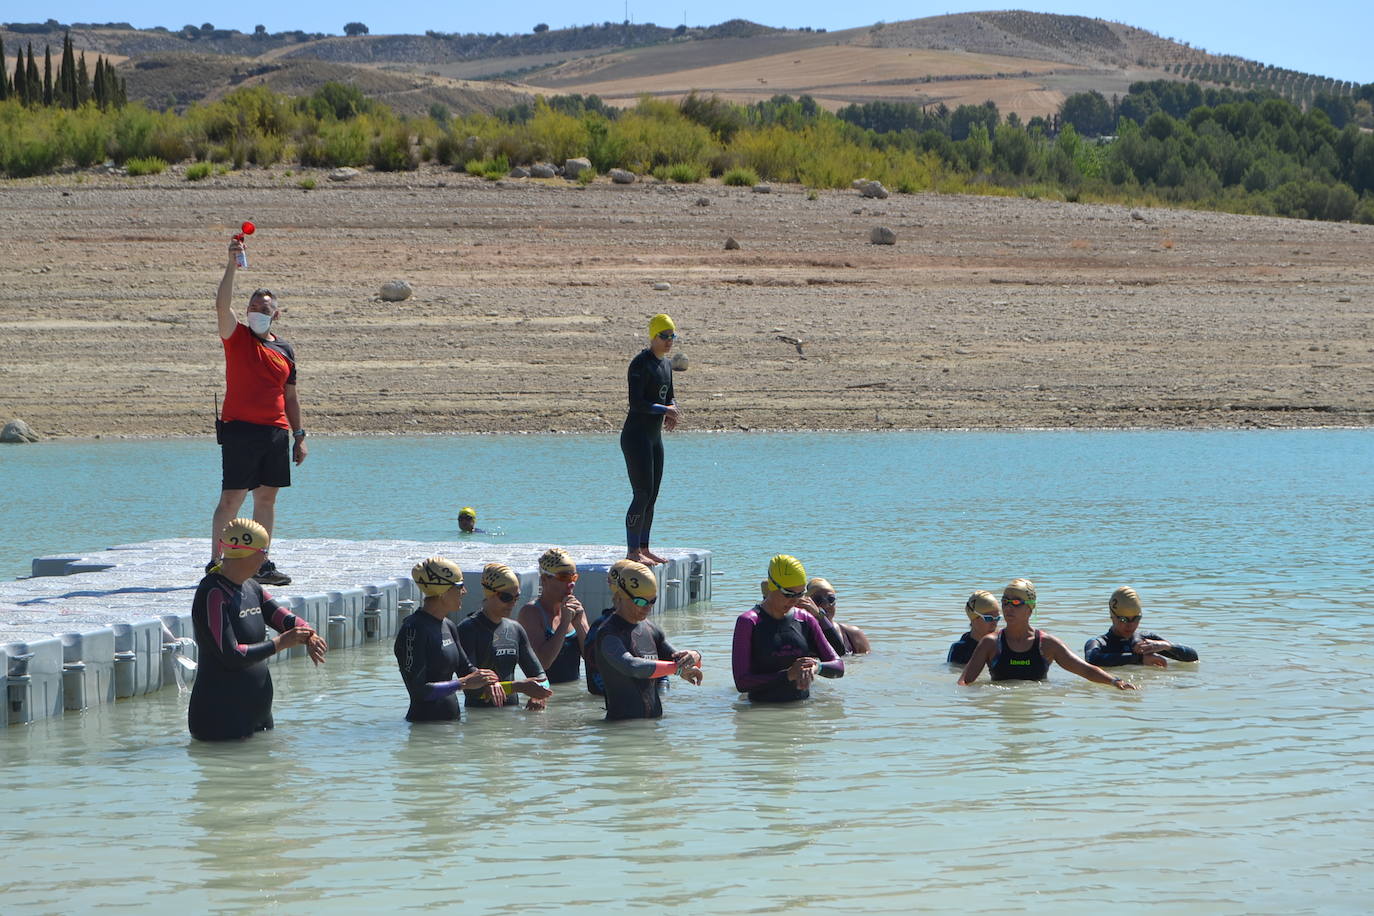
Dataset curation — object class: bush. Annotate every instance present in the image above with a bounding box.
[654,162,705,182]
[297,177,316,190]
[369,126,417,171]
[185,162,212,181]
[576,166,596,185]
[465,155,509,179]
[125,156,167,176]
[722,166,760,186]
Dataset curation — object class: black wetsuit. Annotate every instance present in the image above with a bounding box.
[947,632,980,665]
[621,347,674,552]
[989,629,1050,681]
[583,608,615,696]
[594,614,680,720]
[394,610,477,722]
[1084,631,1199,666]
[188,573,300,741]
[455,612,546,708]
[732,605,844,703]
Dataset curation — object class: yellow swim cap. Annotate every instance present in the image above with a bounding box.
[412,556,464,597]
[538,547,577,578]
[481,563,520,594]
[459,507,477,520]
[1110,586,1142,618]
[1003,578,1037,607]
[219,518,269,558]
[766,554,807,593]
[648,313,676,340]
[611,560,657,601]
[965,590,1000,620]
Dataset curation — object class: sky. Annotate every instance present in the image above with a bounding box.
[17,2,1373,84]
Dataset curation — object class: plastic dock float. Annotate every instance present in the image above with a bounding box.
[2,538,711,728]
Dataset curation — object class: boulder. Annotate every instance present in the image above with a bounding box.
[1,419,39,443]
[379,280,414,302]
[751,183,771,194]
[1131,209,1147,221]
[724,237,741,250]
[530,163,557,178]
[652,282,672,291]
[508,166,530,178]
[609,168,637,184]
[851,178,869,189]
[328,167,360,182]
[870,226,897,245]
[564,157,593,179]
[858,180,889,199]
[695,197,710,207]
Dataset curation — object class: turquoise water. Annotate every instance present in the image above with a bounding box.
[3,430,1373,912]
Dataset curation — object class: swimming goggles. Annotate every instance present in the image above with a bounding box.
[496,591,520,603]
[628,595,657,608]
[656,330,678,341]
[1001,596,1034,608]
[768,574,805,598]
[1111,613,1141,624]
[813,593,837,605]
[977,614,1000,624]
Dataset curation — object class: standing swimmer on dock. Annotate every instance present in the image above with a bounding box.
[518,547,589,684]
[209,235,307,586]
[621,313,681,566]
[593,560,703,720]
[188,519,326,741]
[395,557,503,722]
[456,564,555,711]
[957,579,1134,689]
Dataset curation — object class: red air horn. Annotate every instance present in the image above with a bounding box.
[232,221,256,268]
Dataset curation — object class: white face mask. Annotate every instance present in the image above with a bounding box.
[246,312,274,335]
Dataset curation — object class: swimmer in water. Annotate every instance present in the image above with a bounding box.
[621,313,680,565]
[947,590,1000,665]
[1084,586,1198,668]
[593,560,703,719]
[801,576,870,655]
[733,555,844,703]
[455,564,554,711]
[457,506,485,535]
[517,547,589,684]
[188,518,326,741]
[582,562,630,696]
[394,557,503,721]
[958,578,1134,689]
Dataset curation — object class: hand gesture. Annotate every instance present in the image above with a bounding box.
[1142,653,1168,668]
[562,595,584,624]
[228,238,244,267]
[275,625,315,653]
[305,631,328,665]
[678,665,704,686]
[520,679,554,700]
[664,404,680,432]
[787,657,818,690]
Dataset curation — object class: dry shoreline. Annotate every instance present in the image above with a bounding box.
[2,164,1372,439]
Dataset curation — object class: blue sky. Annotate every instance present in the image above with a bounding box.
[22,2,1373,84]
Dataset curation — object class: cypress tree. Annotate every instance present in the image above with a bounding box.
[76,51,90,104]
[59,32,76,108]
[13,46,24,104]
[26,44,40,106]
[43,44,53,107]
[0,37,9,102]
[93,56,105,109]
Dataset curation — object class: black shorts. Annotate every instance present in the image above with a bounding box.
[220,421,291,491]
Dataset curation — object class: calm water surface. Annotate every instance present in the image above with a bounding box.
[2,431,1372,913]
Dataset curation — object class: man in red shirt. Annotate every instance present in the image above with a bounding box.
[209,237,308,585]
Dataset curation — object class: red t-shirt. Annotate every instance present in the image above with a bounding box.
[220,323,296,427]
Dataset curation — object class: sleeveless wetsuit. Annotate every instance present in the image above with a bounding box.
[188,573,301,740]
[594,613,680,720]
[455,613,546,708]
[947,632,980,666]
[732,605,844,703]
[530,604,582,683]
[583,608,615,696]
[989,629,1049,681]
[621,347,674,552]
[394,610,477,722]
[1084,631,1199,666]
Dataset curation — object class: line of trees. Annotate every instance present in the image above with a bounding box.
[0,33,126,109]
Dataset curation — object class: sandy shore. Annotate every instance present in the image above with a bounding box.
[1,164,1371,438]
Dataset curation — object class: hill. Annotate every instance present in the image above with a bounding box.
[2,13,1362,118]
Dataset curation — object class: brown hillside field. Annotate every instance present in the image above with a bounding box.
[1,166,1371,439]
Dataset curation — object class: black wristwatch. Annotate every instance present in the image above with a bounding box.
[293,429,307,439]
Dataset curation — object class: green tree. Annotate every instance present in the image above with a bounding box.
[1059,91,1113,136]
[0,37,9,101]
[343,22,369,37]
[43,44,53,107]
[58,32,76,108]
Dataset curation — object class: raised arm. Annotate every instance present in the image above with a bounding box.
[216,242,240,340]
[518,602,570,670]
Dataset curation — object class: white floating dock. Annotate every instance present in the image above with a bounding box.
[1,539,712,728]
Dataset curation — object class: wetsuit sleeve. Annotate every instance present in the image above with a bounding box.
[817,615,846,655]
[260,594,300,633]
[204,587,276,669]
[600,631,677,679]
[1151,634,1199,662]
[627,355,669,415]
[515,626,547,681]
[803,613,844,678]
[1084,635,1138,667]
[656,626,678,662]
[732,613,785,693]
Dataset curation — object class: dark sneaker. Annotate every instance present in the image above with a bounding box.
[253,560,292,586]
[205,559,222,575]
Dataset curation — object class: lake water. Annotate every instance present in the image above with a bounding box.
[2,430,1373,913]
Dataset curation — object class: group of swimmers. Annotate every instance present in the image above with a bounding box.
[191,515,1198,740]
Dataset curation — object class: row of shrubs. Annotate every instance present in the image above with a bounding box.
[3,84,1373,224]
